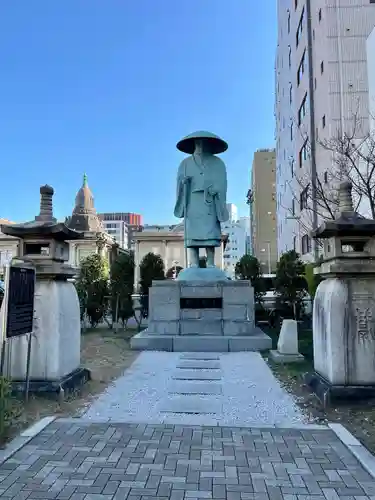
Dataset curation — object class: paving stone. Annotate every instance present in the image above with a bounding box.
[161,396,222,414]
[0,421,373,499]
[168,382,223,395]
[176,360,221,370]
[180,353,220,360]
[172,370,222,381]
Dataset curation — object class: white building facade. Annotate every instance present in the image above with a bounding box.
[276,0,375,261]
[102,220,128,249]
[221,204,249,278]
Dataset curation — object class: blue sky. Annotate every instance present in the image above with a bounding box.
[0,1,277,224]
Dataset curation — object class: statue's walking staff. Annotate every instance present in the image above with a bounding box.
[183,162,189,268]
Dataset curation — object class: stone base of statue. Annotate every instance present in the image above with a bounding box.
[1,280,90,397]
[131,277,272,352]
[305,277,375,406]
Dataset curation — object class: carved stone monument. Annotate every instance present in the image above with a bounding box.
[306,180,375,404]
[131,132,271,352]
[0,185,90,395]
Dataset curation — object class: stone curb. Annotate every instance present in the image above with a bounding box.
[0,416,56,466]
[329,423,375,479]
[57,417,328,430]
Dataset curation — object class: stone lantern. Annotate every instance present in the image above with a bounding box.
[1,185,89,394]
[307,180,375,404]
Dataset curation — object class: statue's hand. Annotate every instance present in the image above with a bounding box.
[182,176,191,185]
[208,186,218,196]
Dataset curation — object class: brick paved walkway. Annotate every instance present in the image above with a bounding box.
[1,419,374,499]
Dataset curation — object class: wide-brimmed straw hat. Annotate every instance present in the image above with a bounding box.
[176,131,228,155]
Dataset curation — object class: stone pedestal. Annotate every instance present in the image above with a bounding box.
[270,319,304,363]
[305,277,375,404]
[0,280,89,395]
[0,184,90,397]
[131,280,272,352]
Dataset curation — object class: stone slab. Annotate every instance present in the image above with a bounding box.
[130,331,173,351]
[223,319,253,335]
[172,369,222,381]
[180,353,220,360]
[176,359,221,369]
[180,319,222,335]
[173,336,229,352]
[161,396,222,414]
[168,381,223,395]
[150,320,179,335]
[180,309,222,320]
[228,333,272,352]
[180,283,222,298]
[269,350,305,363]
[131,333,272,352]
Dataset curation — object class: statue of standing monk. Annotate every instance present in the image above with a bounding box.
[174,131,229,271]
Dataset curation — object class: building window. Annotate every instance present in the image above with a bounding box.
[324,171,328,183]
[288,46,292,68]
[287,10,291,33]
[289,83,293,103]
[295,0,298,10]
[299,139,309,168]
[292,198,295,215]
[293,236,297,251]
[301,234,312,255]
[290,158,295,177]
[298,93,308,125]
[296,7,304,47]
[300,185,309,210]
[290,123,293,141]
[322,114,326,128]
[297,50,306,85]
[320,60,324,74]
[318,8,322,21]
[314,77,317,89]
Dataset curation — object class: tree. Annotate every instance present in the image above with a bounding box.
[304,262,323,300]
[275,250,307,319]
[139,252,165,296]
[75,253,110,328]
[166,265,183,279]
[235,254,265,303]
[110,252,135,329]
[281,113,375,244]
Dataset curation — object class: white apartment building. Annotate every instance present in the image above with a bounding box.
[276,0,375,261]
[221,204,249,278]
[101,219,128,249]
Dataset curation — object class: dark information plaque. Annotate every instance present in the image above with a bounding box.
[6,266,35,338]
[180,297,223,309]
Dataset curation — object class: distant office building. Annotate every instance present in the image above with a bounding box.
[239,216,251,255]
[98,212,143,250]
[251,150,277,274]
[221,204,248,278]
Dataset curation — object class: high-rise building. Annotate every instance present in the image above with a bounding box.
[276,1,375,260]
[251,149,277,274]
[221,205,250,278]
[98,212,143,250]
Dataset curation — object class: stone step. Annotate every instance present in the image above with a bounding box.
[168,381,223,395]
[131,330,272,352]
[176,360,221,369]
[161,395,222,414]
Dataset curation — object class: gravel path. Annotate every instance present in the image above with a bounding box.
[81,351,308,426]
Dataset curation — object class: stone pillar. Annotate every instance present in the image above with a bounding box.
[134,240,140,292]
[163,240,168,271]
